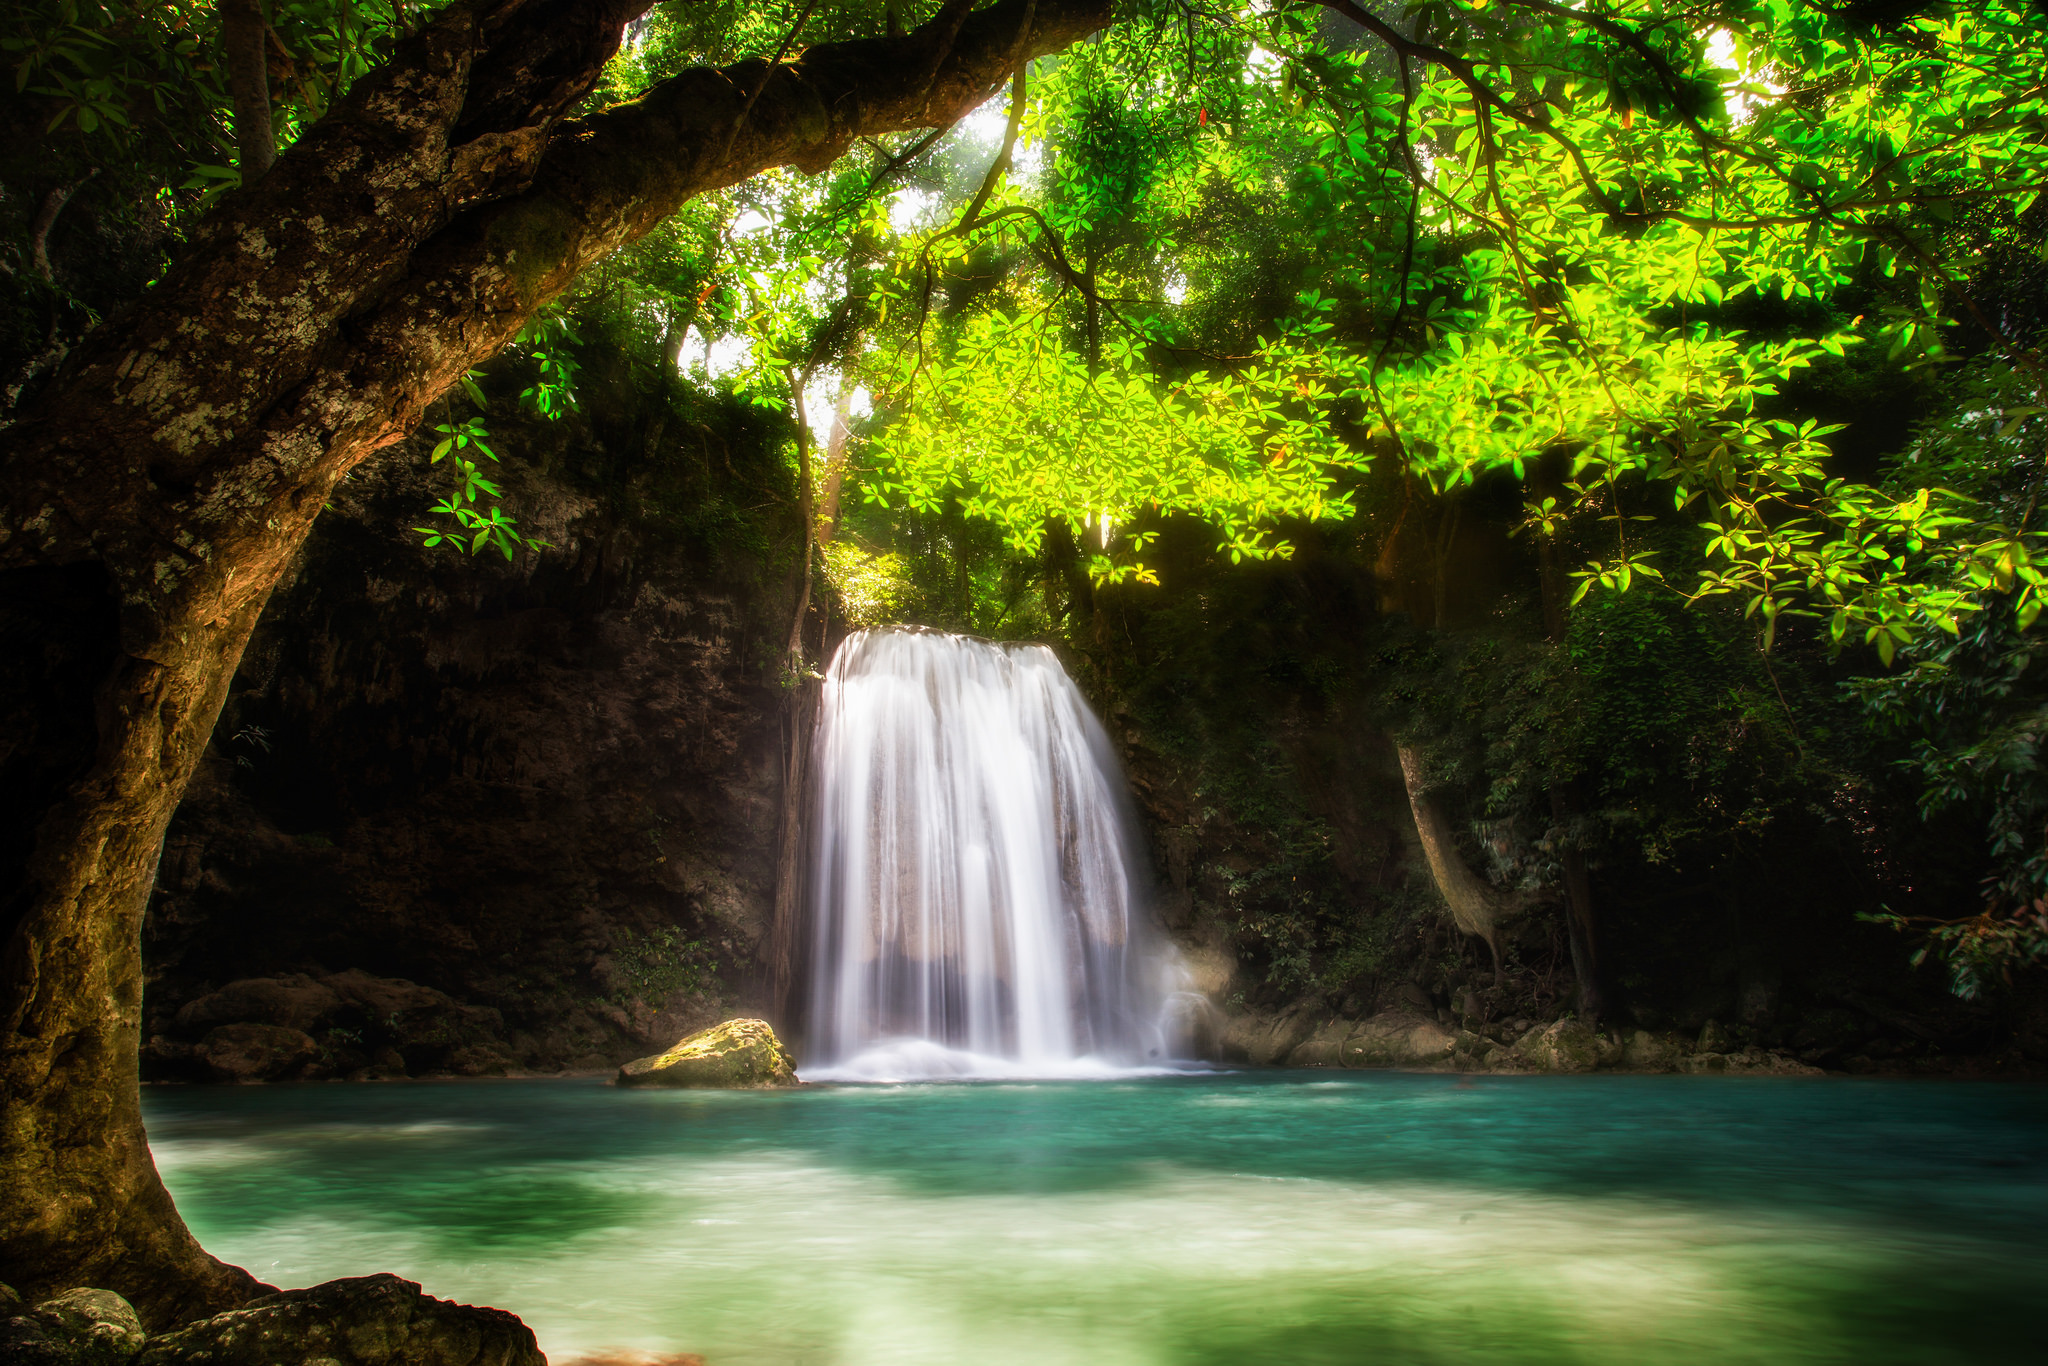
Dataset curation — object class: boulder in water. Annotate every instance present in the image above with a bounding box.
[0,1285,146,1365]
[136,1273,542,1365]
[618,1018,797,1088]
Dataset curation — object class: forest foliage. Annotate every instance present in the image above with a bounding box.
[6,0,2048,996]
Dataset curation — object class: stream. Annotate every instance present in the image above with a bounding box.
[148,1071,2047,1365]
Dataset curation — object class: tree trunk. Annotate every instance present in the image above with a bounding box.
[0,0,1113,1321]
[1396,743,1503,979]
[817,381,858,542]
[0,567,274,1328]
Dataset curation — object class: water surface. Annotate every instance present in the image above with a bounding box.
[147,1073,2048,1365]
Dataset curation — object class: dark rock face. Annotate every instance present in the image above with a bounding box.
[142,396,802,1078]
[191,1024,319,1084]
[148,971,515,1082]
[135,1275,543,1366]
[0,1285,147,1366]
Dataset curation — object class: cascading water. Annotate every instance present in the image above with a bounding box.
[803,628,1181,1081]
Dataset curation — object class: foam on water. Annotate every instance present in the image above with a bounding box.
[799,1038,1208,1083]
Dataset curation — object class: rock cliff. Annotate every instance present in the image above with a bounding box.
[141,380,804,1079]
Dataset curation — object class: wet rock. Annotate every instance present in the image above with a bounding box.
[1164,991,1225,1061]
[1697,1019,1731,1053]
[1337,1011,1457,1067]
[1621,1029,1686,1073]
[618,1017,797,1088]
[1284,1018,1353,1067]
[1725,1047,1826,1076]
[1221,1007,1319,1066]
[1512,1019,1607,1073]
[195,1023,318,1082]
[0,1286,146,1365]
[445,1044,514,1077]
[137,1273,543,1366]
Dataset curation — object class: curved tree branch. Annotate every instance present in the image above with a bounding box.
[0,0,1116,1319]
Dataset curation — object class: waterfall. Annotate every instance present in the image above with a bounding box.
[803,628,1177,1081]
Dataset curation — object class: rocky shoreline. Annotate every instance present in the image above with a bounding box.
[141,971,2038,1083]
[2,1275,544,1366]
[1215,1004,2028,1077]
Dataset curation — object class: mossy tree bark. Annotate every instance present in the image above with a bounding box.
[0,0,1113,1324]
[1395,744,1506,981]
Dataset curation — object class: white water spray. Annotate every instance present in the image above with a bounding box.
[803,629,1179,1081]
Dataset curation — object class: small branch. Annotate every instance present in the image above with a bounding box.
[958,61,1029,230]
[29,168,97,283]
[785,364,816,671]
[220,0,275,179]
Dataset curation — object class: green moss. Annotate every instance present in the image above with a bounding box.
[617,1017,797,1088]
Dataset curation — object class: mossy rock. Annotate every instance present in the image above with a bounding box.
[617,1017,797,1089]
[1513,1020,1614,1074]
[1336,1012,1457,1068]
[1,1286,145,1366]
[136,1274,541,1365]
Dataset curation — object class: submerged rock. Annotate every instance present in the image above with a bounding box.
[0,1285,146,1366]
[618,1017,797,1088]
[137,1273,542,1365]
